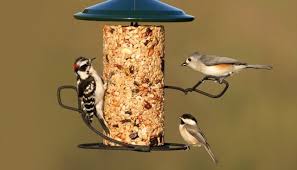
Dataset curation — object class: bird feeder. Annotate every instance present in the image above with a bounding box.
[57,0,227,152]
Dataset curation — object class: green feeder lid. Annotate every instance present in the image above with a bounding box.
[74,0,194,22]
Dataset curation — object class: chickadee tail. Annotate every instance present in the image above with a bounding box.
[204,143,218,165]
[245,64,272,70]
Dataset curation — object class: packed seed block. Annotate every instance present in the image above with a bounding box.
[102,25,165,146]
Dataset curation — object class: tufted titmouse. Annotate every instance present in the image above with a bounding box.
[182,52,272,82]
[179,113,218,165]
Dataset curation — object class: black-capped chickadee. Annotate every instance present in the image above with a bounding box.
[182,52,272,82]
[73,57,110,134]
[179,113,218,165]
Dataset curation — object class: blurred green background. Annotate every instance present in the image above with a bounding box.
[1,0,296,170]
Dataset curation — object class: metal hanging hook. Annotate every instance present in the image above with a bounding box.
[57,85,188,152]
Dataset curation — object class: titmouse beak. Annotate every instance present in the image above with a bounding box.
[181,62,187,66]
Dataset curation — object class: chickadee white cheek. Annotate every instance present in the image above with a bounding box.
[183,119,197,126]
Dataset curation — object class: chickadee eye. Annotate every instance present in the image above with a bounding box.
[188,58,192,62]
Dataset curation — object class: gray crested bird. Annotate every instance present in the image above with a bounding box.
[182,52,272,82]
[179,113,218,165]
[73,56,110,134]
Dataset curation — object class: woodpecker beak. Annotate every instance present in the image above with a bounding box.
[181,62,187,66]
[73,64,79,72]
[91,58,96,62]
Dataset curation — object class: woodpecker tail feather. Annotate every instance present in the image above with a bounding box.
[204,143,218,165]
[95,106,110,134]
[246,64,272,70]
[97,117,110,134]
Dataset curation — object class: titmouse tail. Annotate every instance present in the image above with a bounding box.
[246,64,272,70]
[204,143,218,165]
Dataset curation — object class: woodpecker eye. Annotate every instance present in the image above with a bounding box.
[79,64,88,71]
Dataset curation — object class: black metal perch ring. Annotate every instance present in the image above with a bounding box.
[165,76,229,98]
[57,85,188,152]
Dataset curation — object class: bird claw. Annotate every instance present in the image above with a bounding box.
[184,88,193,95]
[214,79,220,84]
[83,115,93,124]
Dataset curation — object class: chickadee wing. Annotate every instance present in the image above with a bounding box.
[198,126,207,141]
[200,55,246,66]
[185,124,218,164]
[184,124,207,145]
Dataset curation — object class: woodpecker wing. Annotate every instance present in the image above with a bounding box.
[77,76,97,122]
[78,76,96,98]
[200,55,246,66]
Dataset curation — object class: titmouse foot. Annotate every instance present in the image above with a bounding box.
[184,88,193,94]
[211,77,224,84]
[218,79,224,84]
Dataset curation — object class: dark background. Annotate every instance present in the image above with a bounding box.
[1,0,296,170]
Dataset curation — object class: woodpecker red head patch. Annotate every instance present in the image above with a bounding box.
[73,64,79,72]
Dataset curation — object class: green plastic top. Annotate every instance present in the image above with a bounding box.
[74,0,194,22]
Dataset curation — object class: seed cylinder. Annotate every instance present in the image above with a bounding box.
[102,25,165,146]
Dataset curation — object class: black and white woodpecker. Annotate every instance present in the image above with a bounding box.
[73,57,110,134]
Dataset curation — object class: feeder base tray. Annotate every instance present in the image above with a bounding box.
[78,143,188,152]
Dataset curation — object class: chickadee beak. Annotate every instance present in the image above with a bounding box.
[179,117,185,124]
[181,62,187,66]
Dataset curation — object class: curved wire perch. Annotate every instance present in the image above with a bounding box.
[165,76,229,98]
[57,85,188,152]
[78,143,187,151]
[164,85,188,94]
[185,76,229,98]
[57,85,150,152]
